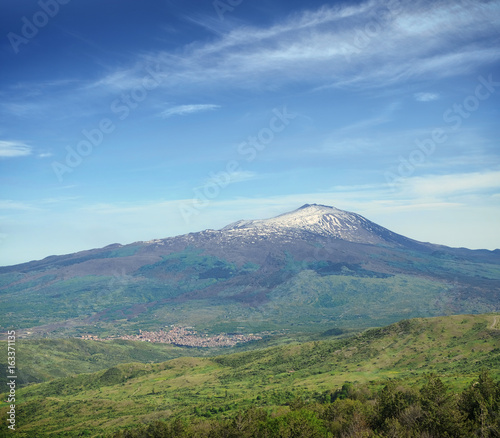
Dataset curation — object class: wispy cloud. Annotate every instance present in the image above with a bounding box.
[318,170,500,214]
[90,0,500,94]
[38,152,54,158]
[316,137,374,156]
[414,92,440,102]
[0,140,32,158]
[206,170,258,185]
[159,104,220,118]
[5,1,499,117]
[0,200,37,211]
[39,197,80,205]
[408,171,500,198]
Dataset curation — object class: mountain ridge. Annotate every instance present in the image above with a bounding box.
[2,203,497,271]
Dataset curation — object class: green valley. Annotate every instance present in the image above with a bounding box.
[1,313,499,437]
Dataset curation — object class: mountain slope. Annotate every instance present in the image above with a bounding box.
[1,204,499,338]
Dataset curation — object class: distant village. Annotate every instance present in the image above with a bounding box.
[80,325,262,348]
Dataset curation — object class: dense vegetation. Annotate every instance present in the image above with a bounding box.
[114,370,500,437]
[1,313,498,436]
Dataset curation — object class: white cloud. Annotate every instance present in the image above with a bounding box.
[38,152,54,158]
[414,92,440,102]
[4,0,497,118]
[159,104,220,118]
[89,68,146,91]
[0,141,32,158]
[408,171,500,197]
[85,0,500,96]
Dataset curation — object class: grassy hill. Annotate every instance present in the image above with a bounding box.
[1,313,499,437]
[0,330,336,389]
[0,338,217,388]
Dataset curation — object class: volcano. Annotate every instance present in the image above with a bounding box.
[1,204,499,338]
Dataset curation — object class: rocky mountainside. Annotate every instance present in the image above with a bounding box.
[1,204,499,339]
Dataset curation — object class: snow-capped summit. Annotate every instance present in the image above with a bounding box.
[221,203,407,245]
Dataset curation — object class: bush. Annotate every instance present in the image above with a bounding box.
[113,372,500,438]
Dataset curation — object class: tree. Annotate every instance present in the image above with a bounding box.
[459,370,500,437]
[376,382,412,424]
[419,374,465,437]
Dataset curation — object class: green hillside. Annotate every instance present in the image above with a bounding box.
[1,313,499,437]
[0,338,215,388]
[0,331,326,389]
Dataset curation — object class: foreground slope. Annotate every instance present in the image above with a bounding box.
[1,313,499,437]
[1,204,499,338]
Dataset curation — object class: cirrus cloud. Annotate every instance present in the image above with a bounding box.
[0,140,32,158]
[159,104,220,118]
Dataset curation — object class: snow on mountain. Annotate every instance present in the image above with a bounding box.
[220,204,404,245]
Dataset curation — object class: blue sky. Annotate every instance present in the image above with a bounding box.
[1,0,499,266]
